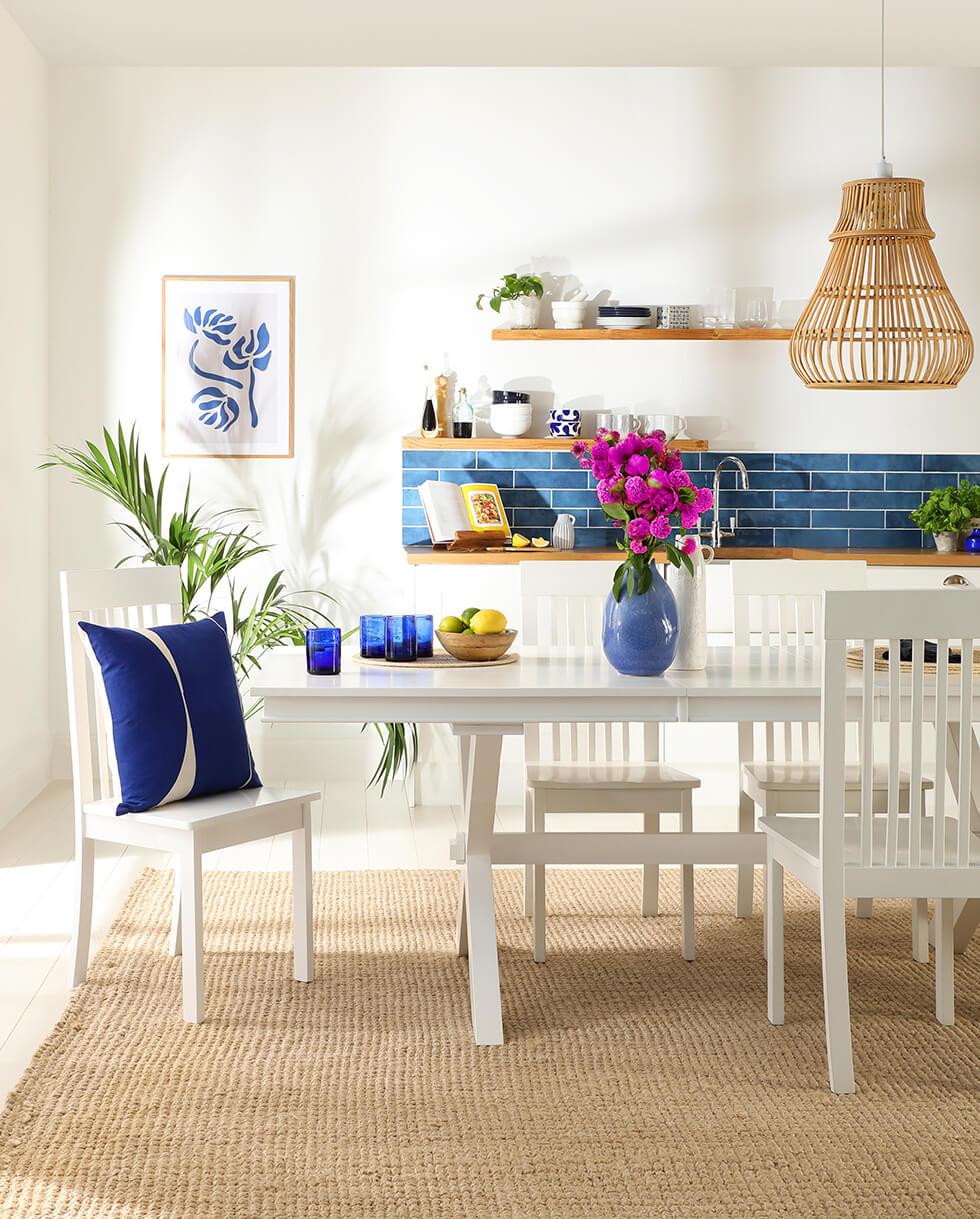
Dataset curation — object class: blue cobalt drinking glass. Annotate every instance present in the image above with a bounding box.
[415,614,434,658]
[385,614,418,662]
[360,614,387,658]
[306,627,342,675]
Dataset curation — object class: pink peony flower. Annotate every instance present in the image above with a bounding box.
[649,488,679,515]
[630,539,648,554]
[664,452,684,472]
[624,475,651,505]
[667,467,692,489]
[681,506,700,530]
[627,517,651,540]
[591,459,614,482]
[590,440,610,462]
[624,453,650,477]
[571,440,587,458]
[608,442,630,468]
[596,478,620,504]
[679,535,698,555]
[650,514,672,540]
[643,435,666,456]
[694,486,714,513]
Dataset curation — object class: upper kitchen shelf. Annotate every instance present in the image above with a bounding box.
[403,434,709,451]
[491,328,792,342]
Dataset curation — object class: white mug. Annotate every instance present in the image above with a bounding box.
[643,413,688,438]
[610,413,639,434]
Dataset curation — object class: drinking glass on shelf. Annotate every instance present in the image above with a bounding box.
[771,299,808,329]
[701,288,736,330]
[735,287,773,329]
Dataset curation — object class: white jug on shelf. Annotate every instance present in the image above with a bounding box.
[667,537,714,670]
[553,514,575,550]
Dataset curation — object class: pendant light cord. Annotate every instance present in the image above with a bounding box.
[880,0,886,162]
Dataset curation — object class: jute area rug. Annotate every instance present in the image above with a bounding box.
[2,868,980,1219]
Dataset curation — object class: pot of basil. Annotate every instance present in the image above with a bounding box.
[909,482,980,552]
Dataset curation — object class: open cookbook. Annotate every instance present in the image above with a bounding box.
[418,480,511,544]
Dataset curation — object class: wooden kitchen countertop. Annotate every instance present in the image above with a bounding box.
[405,545,980,567]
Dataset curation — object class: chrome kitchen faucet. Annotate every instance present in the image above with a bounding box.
[707,456,750,548]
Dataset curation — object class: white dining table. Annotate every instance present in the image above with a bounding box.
[250,645,980,1045]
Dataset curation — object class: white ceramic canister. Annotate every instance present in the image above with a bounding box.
[667,538,714,670]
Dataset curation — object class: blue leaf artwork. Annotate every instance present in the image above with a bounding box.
[185,309,272,433]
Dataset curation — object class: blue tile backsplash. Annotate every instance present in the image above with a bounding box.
[401,448,980,549]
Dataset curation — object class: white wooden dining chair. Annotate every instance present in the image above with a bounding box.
[762,587,980,1093]
[520,562,699,963]
[732,559,931,940]
[62,567,319,1023]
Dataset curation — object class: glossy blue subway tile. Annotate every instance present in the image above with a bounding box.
[923,454,980,472]
[514,469,590,490]
[849,453,921,472]
[589,509,621,529]
[737,509,809,529]
[477,450,551,470]
[403,529,431,547]
[439,468,513,487]
[775,490,847,509]
[885,511,921,530]
[551,489,602,509]
[402,468,441,487]
[511,508,590,529]
[501,489,549,509]
[703,451,774,470]
[849,491,923,510]
[402,508,430,528]
[551,451,585,471]
[776,453,848,471]
[774,528,849,547]
[812,510,883,529]
[403,450,475,469]
[688,471,714,488]
[403,488,421,508]
[849,529,922,548]
[575,527,621,548]
[885,472,953,492]
[745,470,810,491]
[681,453,702,471]
[811,471,883,491]
[717,490,774,510]
[730,528,774,547]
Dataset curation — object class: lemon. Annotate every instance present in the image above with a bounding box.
[460,607,481,624]
[531,537,549,548]
[470,609,507,635]
[511,533,531,549]
[439,615,465,634]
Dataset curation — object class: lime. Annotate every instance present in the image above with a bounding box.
[461,627,475,635]
[438,615,465,634]
[470,609,507,635]
[460,607,481,624]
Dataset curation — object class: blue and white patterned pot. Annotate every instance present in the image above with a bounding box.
[548,408,582,437]
[601,567,679,676]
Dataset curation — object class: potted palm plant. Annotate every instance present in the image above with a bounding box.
[476,272,544,329]
[909,482,980,552]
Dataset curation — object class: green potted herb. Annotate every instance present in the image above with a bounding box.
[909,482,980,552]
[476,272,544,329]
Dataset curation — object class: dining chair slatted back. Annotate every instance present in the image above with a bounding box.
[61,567,184,814]
[822,588,980,872]
[520,561,658,764]
[732,560,868,763]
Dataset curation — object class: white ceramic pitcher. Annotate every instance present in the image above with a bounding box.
[667,537,714,670]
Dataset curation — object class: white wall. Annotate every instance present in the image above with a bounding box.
[0,7,47,823]
[44,67,980,775]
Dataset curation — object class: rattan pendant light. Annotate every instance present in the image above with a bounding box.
[789,2,973,390]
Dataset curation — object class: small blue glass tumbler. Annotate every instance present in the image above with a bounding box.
[415,614,434,658]
[359,614,387,658]
[385,614,418,662]
[306,627,341,675]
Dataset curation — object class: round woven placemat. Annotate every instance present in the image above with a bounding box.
[846,643,980,674]
[354,651,519,669]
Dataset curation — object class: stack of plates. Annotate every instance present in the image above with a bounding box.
[597,306,652,330]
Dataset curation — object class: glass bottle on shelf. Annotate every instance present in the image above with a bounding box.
[420,364,438,439]
[452,386,474,439]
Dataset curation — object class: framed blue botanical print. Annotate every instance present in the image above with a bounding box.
[162,276,294,458]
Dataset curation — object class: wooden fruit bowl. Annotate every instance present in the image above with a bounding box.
[436,629,518,662]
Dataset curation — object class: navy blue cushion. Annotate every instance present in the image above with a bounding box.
[78,612,260,815]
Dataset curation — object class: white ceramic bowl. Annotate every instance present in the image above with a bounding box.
[489,406,533,437]
[551,301,587,329]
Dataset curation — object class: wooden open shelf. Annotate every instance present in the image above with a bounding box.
[403,434,708,451]
[492,328,793,342]
[405,545,980,567]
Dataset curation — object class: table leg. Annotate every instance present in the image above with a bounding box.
[735,724,756,918]
[455,727,504,1046]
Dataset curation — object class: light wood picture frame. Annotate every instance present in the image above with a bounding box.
[162,275,295,458]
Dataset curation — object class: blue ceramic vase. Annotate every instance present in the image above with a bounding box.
[602,565,679,676]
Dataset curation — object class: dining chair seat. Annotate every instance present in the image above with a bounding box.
[743,760,934,794]
[527,761,701,792]
[760,814,980,875]
[83,785,320,832]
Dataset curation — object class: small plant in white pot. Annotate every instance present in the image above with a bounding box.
[909,482,980,552]
[476,273,544,329]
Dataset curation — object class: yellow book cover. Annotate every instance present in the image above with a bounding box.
[460,483,511,536]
